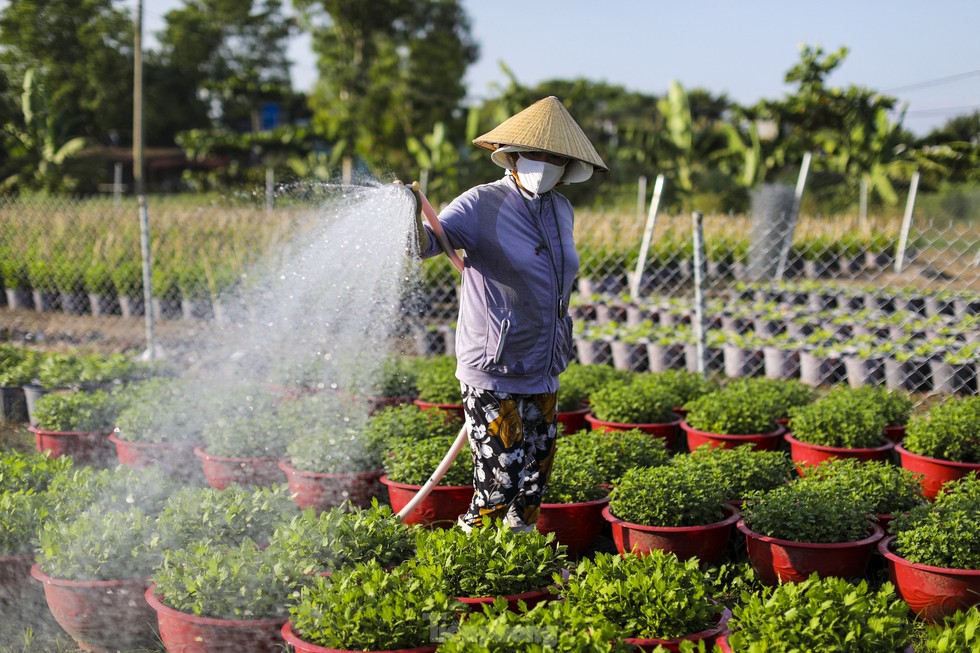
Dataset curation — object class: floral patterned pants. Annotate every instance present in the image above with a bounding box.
[459,383,559,529]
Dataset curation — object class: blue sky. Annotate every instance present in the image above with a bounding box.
[139,0,980,136]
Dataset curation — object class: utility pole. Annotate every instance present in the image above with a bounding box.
[134,0,157,359]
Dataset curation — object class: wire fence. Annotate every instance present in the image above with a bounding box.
[0,186,977,399]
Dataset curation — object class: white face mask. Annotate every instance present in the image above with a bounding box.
[515,156,565,195]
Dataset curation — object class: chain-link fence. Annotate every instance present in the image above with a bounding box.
[1,184,977,399]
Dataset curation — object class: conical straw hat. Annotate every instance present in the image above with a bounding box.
[473,96,608,180]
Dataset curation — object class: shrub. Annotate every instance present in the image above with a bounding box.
[155,484,296,550]
[412,522,565,597]
[903,396,980,463]
[558,364,630,412]
[201,402,288,458]
[280,394,375,473]
[439,596,632,653]
[890,473,980,568]
[0,490,47,555]
[847,386,914,427]
[152,538,309,620]
[370,355,419,399]
[288,561,461,651]
[671,445,795,501]
[0,449,73,493]
[649,370,719,405]
[609,465,727,527]
[741,479,876,543]
[0,349,43,386]
[31,390,121,432]
[787,391,887,449]
[724,377,815,420]
[35,353,86,389]
[920,605,980,653]
[557,429,670,485]
[588,374,681,424]
[384,434,473,486]
[37,506,161,581]
[269,502,414,573]
[42,464,176,520]
[683,386,778,435]
[801,458,926,515]
[364,403,462,455]
[113,377,201,445]
[415,355,461,404]
[726,575,912,652]
[560,550,721,640]
[544,454,607,504]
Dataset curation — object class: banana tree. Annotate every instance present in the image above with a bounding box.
[1,68,89,193]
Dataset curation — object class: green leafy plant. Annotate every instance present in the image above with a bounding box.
[0,490,47,555]
[609,464,727,527]
[31,389,121,432]
[155,484,296,550]
[902,396,980,463]
[683,385,779,435]
[725,575,912,652]
[152,538,308,620]
[269,501,414,573]
[647,370,719,406]
[37,506,161,580]
[0,348,43,386]
[741,479,876,543]
[384,434,473,486]
[370,355,419,399]
[201,401,288,458]
[41,464,176,521]
[35,352,86,389]
[588,374,681,424]
[364,403,462,458]
[412,522,565,597]
[787,390,887,449]
[439,597,633,652]
[920,605,980,652]
[544,454,607,504]
[723,377,816,421]
[113,377,201,445]
[557,428,670,485]
[415,355,461,404]
[558,363,630,412]
[801,458,926,516]
[671,444,795,501]
[280,393,375,473]
[847,386,914,427]
[889,473,980,568]
[288,560,461,651]
[0,449,73,493]
[560,550,721,640]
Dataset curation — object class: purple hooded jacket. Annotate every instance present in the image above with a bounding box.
[420,175,579,394]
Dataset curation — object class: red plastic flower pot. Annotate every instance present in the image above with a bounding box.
[456,586,554,613]
[279,460,383,512]
[623,608,730,653]
[31,564,158,653]
[785,433,895,476]
[878,535,980,624]
[895,444,980,501]
[884,425,906,443]
[145,585,285,653]
[602,504,740,566]
[380,475,473,528]
[29,425,113,466]
[537,495,611,558]
[681,421,786,452]
[584,413,681,449]
[193,447,284,490]
[412,399,465,422]
[557,407,590,434]
[109,432,202,481]
[737,519,884,585]
[281,621,438,653]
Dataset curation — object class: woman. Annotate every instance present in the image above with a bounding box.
[412,96,607,531]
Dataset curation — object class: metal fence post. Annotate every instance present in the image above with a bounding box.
[636,175,647,225]
[138,196,156,360]
[775,151,811,281]
[630,174,665,298]
[691,210,707,376]
[894,171,920,273]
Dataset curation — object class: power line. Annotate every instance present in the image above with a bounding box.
[882,69,980,93]
[902,104,980,117]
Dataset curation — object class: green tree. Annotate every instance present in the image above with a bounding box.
[0,0,133,143]
[1,69,91,193]
[295,0,477,178]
